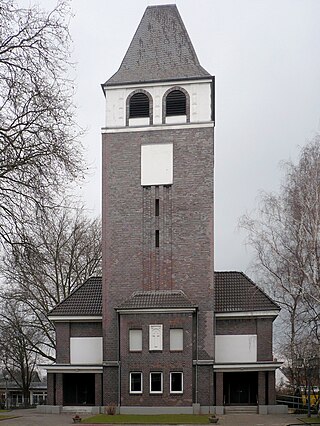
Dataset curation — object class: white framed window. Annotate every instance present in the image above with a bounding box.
[149,324,163,351]
[170,372,183,394]
[170,328,183,351]
[129,329,142,352]
[129,372,143,394]
[150,372,163,394]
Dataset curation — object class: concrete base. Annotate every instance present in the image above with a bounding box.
[120,406,193,414]
[37,405,62,414]
[213,405,288,416]
[258,405,288,414]
[200,406,215,414]
[38,404,288,416]
[62,406,95,413]
[193,403,201,414]
[37,405,103,414]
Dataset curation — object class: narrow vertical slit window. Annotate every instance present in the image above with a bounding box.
[155,230,159,248]
[155,199,159,216]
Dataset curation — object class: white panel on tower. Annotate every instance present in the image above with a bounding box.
[141,143,173,186]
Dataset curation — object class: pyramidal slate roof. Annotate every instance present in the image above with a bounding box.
[116,290,197,310]
[49,277,102,317]
[104,5,211,87]
[48,273,279,317]
[214,271,280,313]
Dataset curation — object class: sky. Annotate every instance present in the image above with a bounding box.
[68,0,320,274]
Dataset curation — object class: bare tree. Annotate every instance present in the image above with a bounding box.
[0,0,83,245]
[1,204,102,361]
[240,136,320,374]
[0,300,41,407]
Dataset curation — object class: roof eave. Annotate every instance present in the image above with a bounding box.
[103,75,213,89]
[115,307,197,314]
[48,315,102,322]
[215,309,280,319]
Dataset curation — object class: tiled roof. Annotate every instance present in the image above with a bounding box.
[49,277,102,317]
[104,5,211,87]
[48,273,279,317]
[214,271,279,313]
[116,290,197,310]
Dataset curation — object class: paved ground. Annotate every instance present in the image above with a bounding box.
[0,408,310,426]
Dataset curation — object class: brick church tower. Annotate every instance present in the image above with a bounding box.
[46,4,282,416]
[101,4,215,411]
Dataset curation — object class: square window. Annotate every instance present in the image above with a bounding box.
[149,324,163,351]
[170,372,183,394]
[129,329,142,352]
[130,372,142,394]
[170,329,183,351]
[150,372,163,394]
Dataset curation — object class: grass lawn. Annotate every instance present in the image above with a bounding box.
[81,414,211,424]
[0,416,19,422]
[298,417,320,424]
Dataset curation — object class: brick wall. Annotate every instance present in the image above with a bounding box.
[47,373,55,405]
[55,321,103,364]
[102,126,215,404]
[258,371,266,405]
[268,371,276,404]
[70,322,102,337]
[95,373,103,406]
[55,323,70,364]
[257,318,273,361]
[216,318,256,335]
[216,317,274,361]
[56,373,63,405]
[119,312,193,406]
[102,126,214,356]
[103,366,119,406]
[215,372,223,406]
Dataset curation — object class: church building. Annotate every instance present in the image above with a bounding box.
[44,5,284,415]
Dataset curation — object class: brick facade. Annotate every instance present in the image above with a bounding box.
[70,322,102,337]
[102,125,215,407]
[257,318,273,361]
[216,317,274,361]
[55,323,70,364]
[46,5,280,413]
[119,312,193,406]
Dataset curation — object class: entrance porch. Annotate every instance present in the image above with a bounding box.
[214,369,284,414]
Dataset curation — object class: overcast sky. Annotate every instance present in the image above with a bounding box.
[68,0,320,274]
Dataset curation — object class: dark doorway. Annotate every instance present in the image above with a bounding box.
[63,373,95,405]
[224,372,258,405]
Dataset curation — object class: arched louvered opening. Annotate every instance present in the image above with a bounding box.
[129,93,150,118]
[166,90,186,116]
